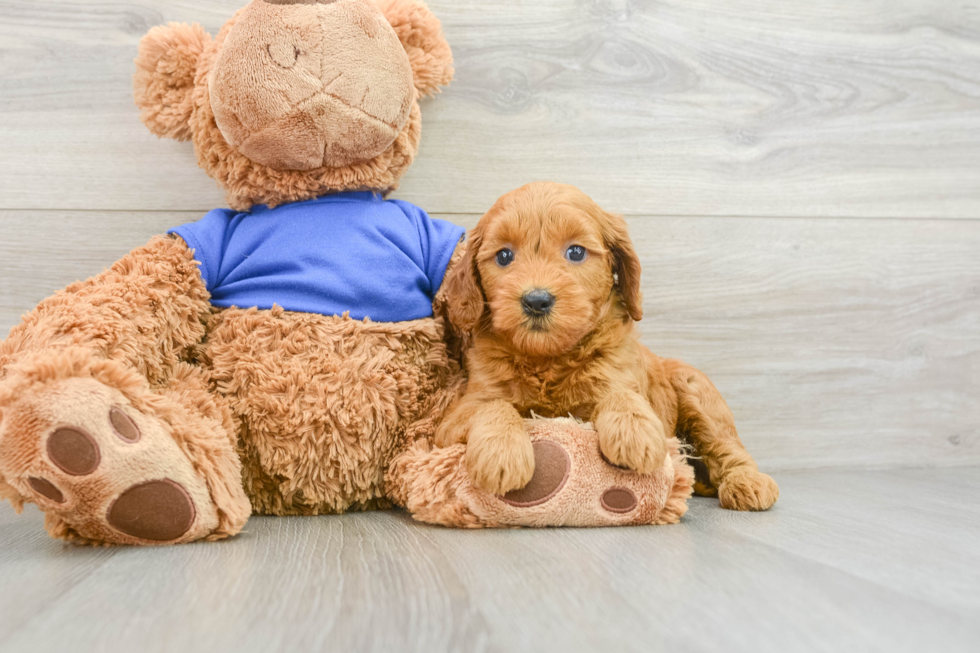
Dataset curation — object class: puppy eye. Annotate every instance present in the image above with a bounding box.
[495,248,515,267]
[565,245,587,263]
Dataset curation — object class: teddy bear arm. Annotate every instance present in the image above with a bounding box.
[0,235,211,383]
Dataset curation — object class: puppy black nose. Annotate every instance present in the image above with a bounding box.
[521,289,555,316]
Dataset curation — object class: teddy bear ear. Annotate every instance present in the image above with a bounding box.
[133,22,213,141]
[377,0,454,97]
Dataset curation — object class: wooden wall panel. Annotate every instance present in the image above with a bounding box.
[0,1,978,216]
[3,210,977,471]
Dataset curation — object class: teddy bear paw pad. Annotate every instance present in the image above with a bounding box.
[28,476,65,503]
[109,407,141,443]
[600,487,637,514]
[107,480,196,541]
[501,440,570,507]
[47,426,101,475]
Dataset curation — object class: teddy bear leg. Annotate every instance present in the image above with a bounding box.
[393,418,695,528]
[0,349,250,545]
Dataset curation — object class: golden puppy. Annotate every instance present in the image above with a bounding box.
[436,182,778,511]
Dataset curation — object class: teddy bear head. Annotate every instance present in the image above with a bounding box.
[134,0,453,209]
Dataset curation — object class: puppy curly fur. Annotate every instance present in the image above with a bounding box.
[436,182,778,511]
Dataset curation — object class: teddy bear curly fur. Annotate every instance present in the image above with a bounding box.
[0,0,696,545]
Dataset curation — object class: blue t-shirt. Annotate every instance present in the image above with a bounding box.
[169,192,464,322]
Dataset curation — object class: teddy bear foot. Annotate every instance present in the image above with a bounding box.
[392,417,695,528]
[0,377,226,545]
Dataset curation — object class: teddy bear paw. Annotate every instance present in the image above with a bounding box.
[0,378,221,544]
[480,419,688,527]
[395,418,694,528]
[498,438,644,515]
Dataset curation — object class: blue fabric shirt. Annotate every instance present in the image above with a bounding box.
[169,192,464,322]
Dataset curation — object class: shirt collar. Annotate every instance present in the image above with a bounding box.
[249,190,382,214]
[313,191,382,203]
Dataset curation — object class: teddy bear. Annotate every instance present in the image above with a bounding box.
[0,0,693,545]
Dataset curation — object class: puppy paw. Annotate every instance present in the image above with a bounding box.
[595,409,668,474]
[434,413,465,447]
[718,468,779,511]
[465,423,535,496]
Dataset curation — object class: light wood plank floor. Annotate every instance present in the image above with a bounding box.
[1,467,977,653]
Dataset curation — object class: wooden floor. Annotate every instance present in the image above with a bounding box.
[1,1,979,651]
[1,467,978,653]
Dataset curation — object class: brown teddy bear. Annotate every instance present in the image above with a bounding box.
[0,0,693,545]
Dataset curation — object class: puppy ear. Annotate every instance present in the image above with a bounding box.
[600,211,643,321]
[133,22,213,141]
[377,0,454,97]
[442,225,486,333]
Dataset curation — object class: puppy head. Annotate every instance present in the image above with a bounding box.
[445,182,642,357]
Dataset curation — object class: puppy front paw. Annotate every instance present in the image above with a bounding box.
[434,415,464,447]
[718,468,779,511]
[595,409,668,474]
[465,424,535,495]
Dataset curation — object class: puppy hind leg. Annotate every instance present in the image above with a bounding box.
[665,360,778,511]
